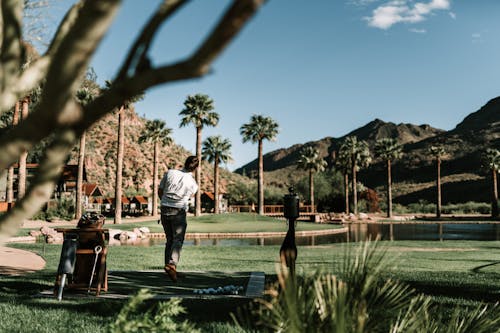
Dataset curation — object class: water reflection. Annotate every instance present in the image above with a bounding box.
[348,223,500,241]
[108,223,500,247]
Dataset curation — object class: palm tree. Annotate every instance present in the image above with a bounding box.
[428,145,446,218]
[139,119,173,217]
[202,136,232,214]
[374,138,403,218]
[17,97,30,199]
[482,148,500,218]
[335,149,351,214]
[339,136,371,215]
[105,80,144,224]
[240,114,279,215]
[179,93,219,216]
[6,102,20,207]
[296,146,327,213]
[75,83,99,220]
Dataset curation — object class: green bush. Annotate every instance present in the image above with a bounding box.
[393,201,491,215]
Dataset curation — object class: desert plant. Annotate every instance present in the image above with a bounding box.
[297,146,328,213]
[429,145,447,218]
[236,241,500,332]
[240,114,279,215]
[107,289,199,333]
[481,148,500,218]
[374,138,403,218]
[339,137,371,215]
[202,135,232,214]
[180,93,219,216]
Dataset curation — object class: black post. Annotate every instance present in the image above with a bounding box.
[280,186,299,275]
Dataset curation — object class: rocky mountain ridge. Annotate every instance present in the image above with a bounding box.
[236,96,500,204]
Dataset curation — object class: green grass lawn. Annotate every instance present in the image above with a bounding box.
[1,240,500,332]
[16,213,341,235]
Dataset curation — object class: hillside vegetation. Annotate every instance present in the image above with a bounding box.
[236,96,500,205]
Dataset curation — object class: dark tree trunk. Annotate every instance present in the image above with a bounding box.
[214,156,220,214]
[195,126,202,216]
[114,106,125,224]
[258,140,264,215]
[18,98,29,199]
[344,173,349,214]
[436,157,441,218]
[387,159,392,218]
[492,168,498,218]
[76,132,85,220]
[152,140,159,217]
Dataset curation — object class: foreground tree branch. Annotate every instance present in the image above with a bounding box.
[0,0,267,242]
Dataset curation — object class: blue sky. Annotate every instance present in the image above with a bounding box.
[52,1,500,170]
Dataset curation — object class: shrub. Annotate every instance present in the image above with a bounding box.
[107,289,199,333]
[235,241,500,332]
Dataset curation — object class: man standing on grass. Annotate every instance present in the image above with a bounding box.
[158,156,199,282]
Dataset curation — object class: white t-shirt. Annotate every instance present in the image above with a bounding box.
[159,169,198,209]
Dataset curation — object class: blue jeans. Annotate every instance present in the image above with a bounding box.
[160,206,187,267]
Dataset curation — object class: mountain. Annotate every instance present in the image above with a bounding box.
[235,96,500,204]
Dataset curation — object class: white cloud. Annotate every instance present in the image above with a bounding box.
[409,28,427,33]
[449,11,456,19]
[365,0,451,30]
[472,32,482,43]
[348,0,381,6]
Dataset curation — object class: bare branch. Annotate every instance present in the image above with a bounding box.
[0,0,121,170]
[0,128,78,243]
[1,0,23,91]
[117,0,189,80]
[87,0,266,126]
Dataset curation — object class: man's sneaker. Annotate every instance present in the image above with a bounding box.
[164,264,177,282]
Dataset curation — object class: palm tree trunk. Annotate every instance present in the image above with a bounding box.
[387,159,392,218]
[195,126,202,216]
[436,157,441,218]
[114,106,125,224]
[214,157,219,214]
[18,98,29,199]
[352,159,358,215]
[258,139,264,215]
[309,169,315,213]
[492,168,498,218]
[75,132,85,219]
[344,172,349,214]
[152,141,159,217]
[6,101,20,207]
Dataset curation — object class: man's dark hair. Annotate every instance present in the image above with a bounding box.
[184,156,199,172]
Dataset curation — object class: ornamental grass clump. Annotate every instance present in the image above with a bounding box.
[236,241,500,333]
[107,289,199,333]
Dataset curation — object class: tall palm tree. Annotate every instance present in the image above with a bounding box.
[482,148,500,218]
[105,80,144,224]
[179,93,219,216]
[240,114,279,215]
[339,136,371,215]
[202,136,232,214]
[17,97,30,199]
[6,102,20,207]
[374,138,403,218]
[75,85,99,219]
[139,119,173,217]
[335,149,351,214]
[296,146,327,213]
[428,145,446,218]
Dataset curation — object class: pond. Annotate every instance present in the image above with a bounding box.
[348,223,500,242]
[110,223,500,247]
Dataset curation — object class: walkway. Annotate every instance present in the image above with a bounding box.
[0,246,46,275]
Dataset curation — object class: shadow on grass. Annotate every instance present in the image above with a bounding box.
[472,261,500,273]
